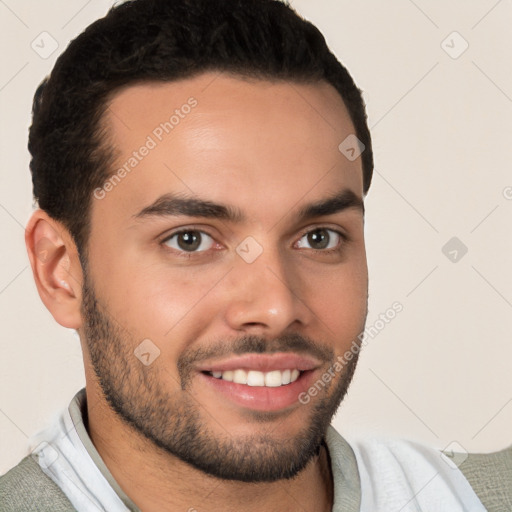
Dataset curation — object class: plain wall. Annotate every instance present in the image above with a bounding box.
[1,0,511,474]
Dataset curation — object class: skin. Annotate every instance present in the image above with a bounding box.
[25,72,368,512]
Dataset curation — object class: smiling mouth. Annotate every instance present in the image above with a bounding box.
[202,368,303,387]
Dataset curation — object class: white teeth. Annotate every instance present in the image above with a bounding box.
[265,370,282,387]
[209,368,302,387]
[221,370,233,382]
[233,369,248,385]
[247,370,265,387]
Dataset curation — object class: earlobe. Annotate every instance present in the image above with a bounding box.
[25,210,83,329]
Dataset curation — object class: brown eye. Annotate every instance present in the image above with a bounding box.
[163,230,214,252]
[297,228,342,251]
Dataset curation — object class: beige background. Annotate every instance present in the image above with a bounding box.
[1,0,511,475]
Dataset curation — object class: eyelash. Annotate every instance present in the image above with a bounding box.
[160,226,349,258]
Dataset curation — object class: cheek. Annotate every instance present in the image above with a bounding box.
[101,259,227,348]
[309,261,368,342]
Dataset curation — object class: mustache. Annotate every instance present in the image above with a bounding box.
[177,332,334,378]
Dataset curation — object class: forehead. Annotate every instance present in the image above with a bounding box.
[95,72,363,224]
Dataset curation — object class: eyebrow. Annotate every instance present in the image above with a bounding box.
[132,188,364,223]
[297,189,364,220]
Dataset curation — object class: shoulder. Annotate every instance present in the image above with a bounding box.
[0,455,75,512]
[345,435,510,511]
[457,443,512,511]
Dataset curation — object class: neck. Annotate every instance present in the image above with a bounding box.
[86,390,333,512]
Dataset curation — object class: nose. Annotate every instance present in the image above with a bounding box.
[222,244,313,337]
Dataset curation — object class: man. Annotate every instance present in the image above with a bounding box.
[0,0,510,510]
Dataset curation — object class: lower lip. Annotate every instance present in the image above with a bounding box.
[198,370,317,412]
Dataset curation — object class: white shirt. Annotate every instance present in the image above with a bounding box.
[29,389,486,512]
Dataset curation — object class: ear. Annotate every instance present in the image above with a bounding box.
[25,210,83,329]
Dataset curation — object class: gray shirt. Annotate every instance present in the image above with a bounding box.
[1,388,511,511]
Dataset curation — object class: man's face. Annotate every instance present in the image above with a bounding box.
[81,72,368,481]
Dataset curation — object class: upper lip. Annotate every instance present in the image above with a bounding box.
[196,353,322,373]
